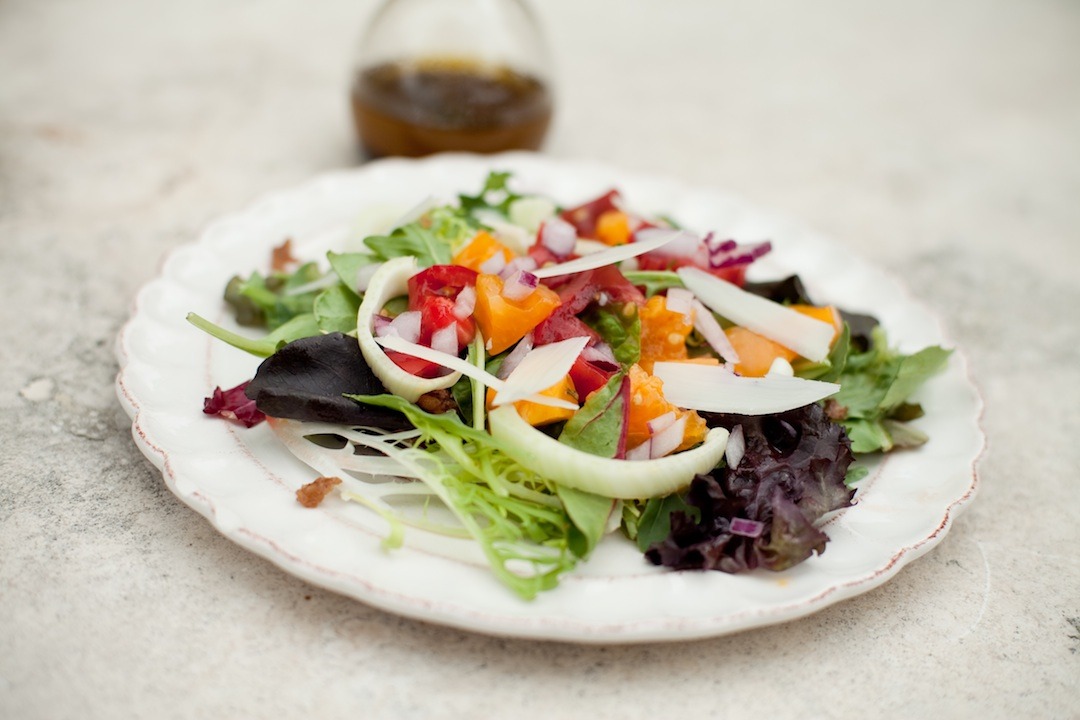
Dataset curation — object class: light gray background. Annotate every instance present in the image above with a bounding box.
[2,0,1078,717]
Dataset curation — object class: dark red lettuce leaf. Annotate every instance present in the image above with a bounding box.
[645,403,854,573]
[243,332,412,430]
[204,381,265,427]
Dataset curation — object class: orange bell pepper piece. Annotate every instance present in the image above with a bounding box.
[625,364,707,452]
[472,274,561,354]
[486,375,579,427]
[638,295,693,373]
[724,326,799,377]
[452,230,515,272]
[595,210,632,246]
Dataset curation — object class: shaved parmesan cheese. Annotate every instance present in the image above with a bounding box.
[653,361,840,415]
[532,227,683,279]
[678,266,834,362]
[376,334,576,410]
[493,337,588,407]
[357,257,461,402]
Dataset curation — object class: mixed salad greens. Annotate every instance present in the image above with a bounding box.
[192,172,950,599]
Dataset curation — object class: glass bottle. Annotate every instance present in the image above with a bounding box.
[350,0,554,158]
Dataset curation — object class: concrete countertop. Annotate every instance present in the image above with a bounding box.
[2,0,1077,717]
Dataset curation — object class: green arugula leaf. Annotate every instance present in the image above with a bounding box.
[364,223,453,267]
[313,285,360,334]
[583,304,641,367]
[833,328,951,453]
[326,251,378,297]
[186,312,320,358]
[556,485,614,558]
[621,270,685,297]
[794,323,850,382]
[635,493,699,552]
[458,171,521,217]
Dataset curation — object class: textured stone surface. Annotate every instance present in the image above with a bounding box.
[2,0,1078,718]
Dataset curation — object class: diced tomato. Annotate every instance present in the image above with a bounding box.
[384,350,445,378]
[417,295,476,348]
[407,265,478,307]
[406,265,478,353]
[568,355,619,399]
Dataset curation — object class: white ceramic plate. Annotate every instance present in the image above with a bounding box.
[116,153,983,643]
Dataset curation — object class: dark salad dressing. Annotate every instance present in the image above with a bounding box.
[351,56,553,158]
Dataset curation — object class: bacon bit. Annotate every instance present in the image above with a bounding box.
[417,388,456,414]
[296,476,342,508]
[271,238,299,272]
[203,381,265,427]
[824,398,849,421]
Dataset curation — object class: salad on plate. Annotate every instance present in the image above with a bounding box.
[190,171,950,600]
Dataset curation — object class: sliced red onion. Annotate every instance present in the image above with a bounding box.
[705,234,738,256]
[539,218,577,258]
[646,411,677,435]
[497,334,534,380]
[355,262,384,293]
[430,323,459,356]
[500,269,539,301]
[386,310,421,344]
[729,517,764,538]
[479,252,507,276]
[625,440,652,461]
[648,414,687,458]
[691,299,741,364]
[710,241,772,269]
[725,424,745,469]
[452,285,476,319]
[665,287,694,323]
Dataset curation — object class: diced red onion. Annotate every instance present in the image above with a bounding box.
[691,299,741,364]
[648,414,687,458]
[498,255,538,280]
[430,323,459,356]
[725,424,745,470]
[767,357,795,377]
[497,334,534,380]
[372,314,393,337]
[581,343,616,365]
[452,285,476,319]
[355,263,383,293]
[646,411,677,435]
[501,269,538,301]
[539,218,577,258]
[729,517,764,538]
[665,287,694,323]
[625,440,652,461]
[386,310,421,344]
[479,252,507,276]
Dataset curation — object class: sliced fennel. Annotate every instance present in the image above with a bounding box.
[488,404,729,499]
[356,256,462,402]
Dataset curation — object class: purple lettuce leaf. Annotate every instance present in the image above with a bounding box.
[645,403,855,573]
